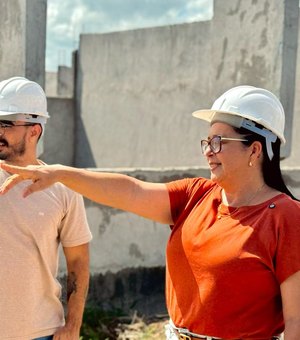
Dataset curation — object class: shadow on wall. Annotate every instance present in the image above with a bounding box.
[75,116,97,167]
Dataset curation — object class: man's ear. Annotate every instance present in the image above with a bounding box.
[30,124,42,139]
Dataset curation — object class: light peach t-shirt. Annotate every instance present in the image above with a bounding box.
[0,170,92,340]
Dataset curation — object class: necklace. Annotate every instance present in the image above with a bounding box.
[217,183,266,219]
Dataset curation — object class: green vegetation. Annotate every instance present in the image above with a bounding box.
[80,305,125,340]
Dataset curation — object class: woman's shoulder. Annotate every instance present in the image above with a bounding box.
[273,192,300,206]
[268,193,300,217]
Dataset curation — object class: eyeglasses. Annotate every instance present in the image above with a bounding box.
[200,135,248,154]
[0,122,36,137]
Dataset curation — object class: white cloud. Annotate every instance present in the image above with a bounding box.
[46,0,213,71]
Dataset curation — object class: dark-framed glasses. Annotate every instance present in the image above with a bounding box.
[200,135,248,154]
[0,121,36,136]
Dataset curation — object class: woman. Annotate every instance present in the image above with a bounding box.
[1,85,300,340]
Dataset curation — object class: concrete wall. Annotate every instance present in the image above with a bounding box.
[212,0,299,159]
[45,67,74,98]
[0,0,47,87]
[74,0,299,168]
[42,97,75,166]
[75,21,211,168]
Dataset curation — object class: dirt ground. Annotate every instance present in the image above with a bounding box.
[117,314,168,339]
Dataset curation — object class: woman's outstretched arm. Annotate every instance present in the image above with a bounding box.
[0,163,173,225]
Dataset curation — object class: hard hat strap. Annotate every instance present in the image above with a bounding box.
[241,119,277,160]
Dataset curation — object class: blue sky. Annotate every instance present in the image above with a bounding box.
[46,0,213,71]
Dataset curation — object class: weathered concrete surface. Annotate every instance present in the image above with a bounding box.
[74,0,299,168]
[212,0,299,159]
[0,0,47,87]
[74,21,211,168]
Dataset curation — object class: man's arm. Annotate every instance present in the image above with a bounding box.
[53,243,90,340]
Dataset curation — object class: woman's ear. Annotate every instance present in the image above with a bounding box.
[248,141,263,166]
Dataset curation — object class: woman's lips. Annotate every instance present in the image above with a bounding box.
[209,162,220,171]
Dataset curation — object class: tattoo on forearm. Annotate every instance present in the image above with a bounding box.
[67,271,77,301]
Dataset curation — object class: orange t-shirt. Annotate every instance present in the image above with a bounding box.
[166,177,300,339]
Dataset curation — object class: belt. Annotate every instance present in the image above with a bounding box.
[172,325,281,340]
[167,320,282,340]
[177,333,219,340]
[173,326,221,340]
[167,319,221,340]
[176,332,281,340]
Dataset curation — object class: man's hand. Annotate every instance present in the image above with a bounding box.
[53,324,80,339]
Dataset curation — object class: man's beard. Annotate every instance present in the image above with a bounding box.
[0,138,26,161]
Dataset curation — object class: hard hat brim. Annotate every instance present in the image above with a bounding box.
[192,109,286,144]
[192,108,258,123]
[0,110,49,117]
[0,111,49,124]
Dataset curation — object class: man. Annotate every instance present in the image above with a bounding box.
[0,77,92,339]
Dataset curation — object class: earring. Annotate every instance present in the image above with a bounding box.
[249,161,253,167]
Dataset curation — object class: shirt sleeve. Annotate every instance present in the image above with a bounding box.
[166,177,212,224]
[275,198,300,284]
[59,190,92,247]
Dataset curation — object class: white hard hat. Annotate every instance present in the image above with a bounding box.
[192,85,285,160]
[0,76,49,124]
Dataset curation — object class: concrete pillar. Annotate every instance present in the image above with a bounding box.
[279,0,299,158]
[0,0,47,87]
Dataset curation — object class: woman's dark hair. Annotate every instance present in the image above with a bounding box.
[234,126,298,201]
